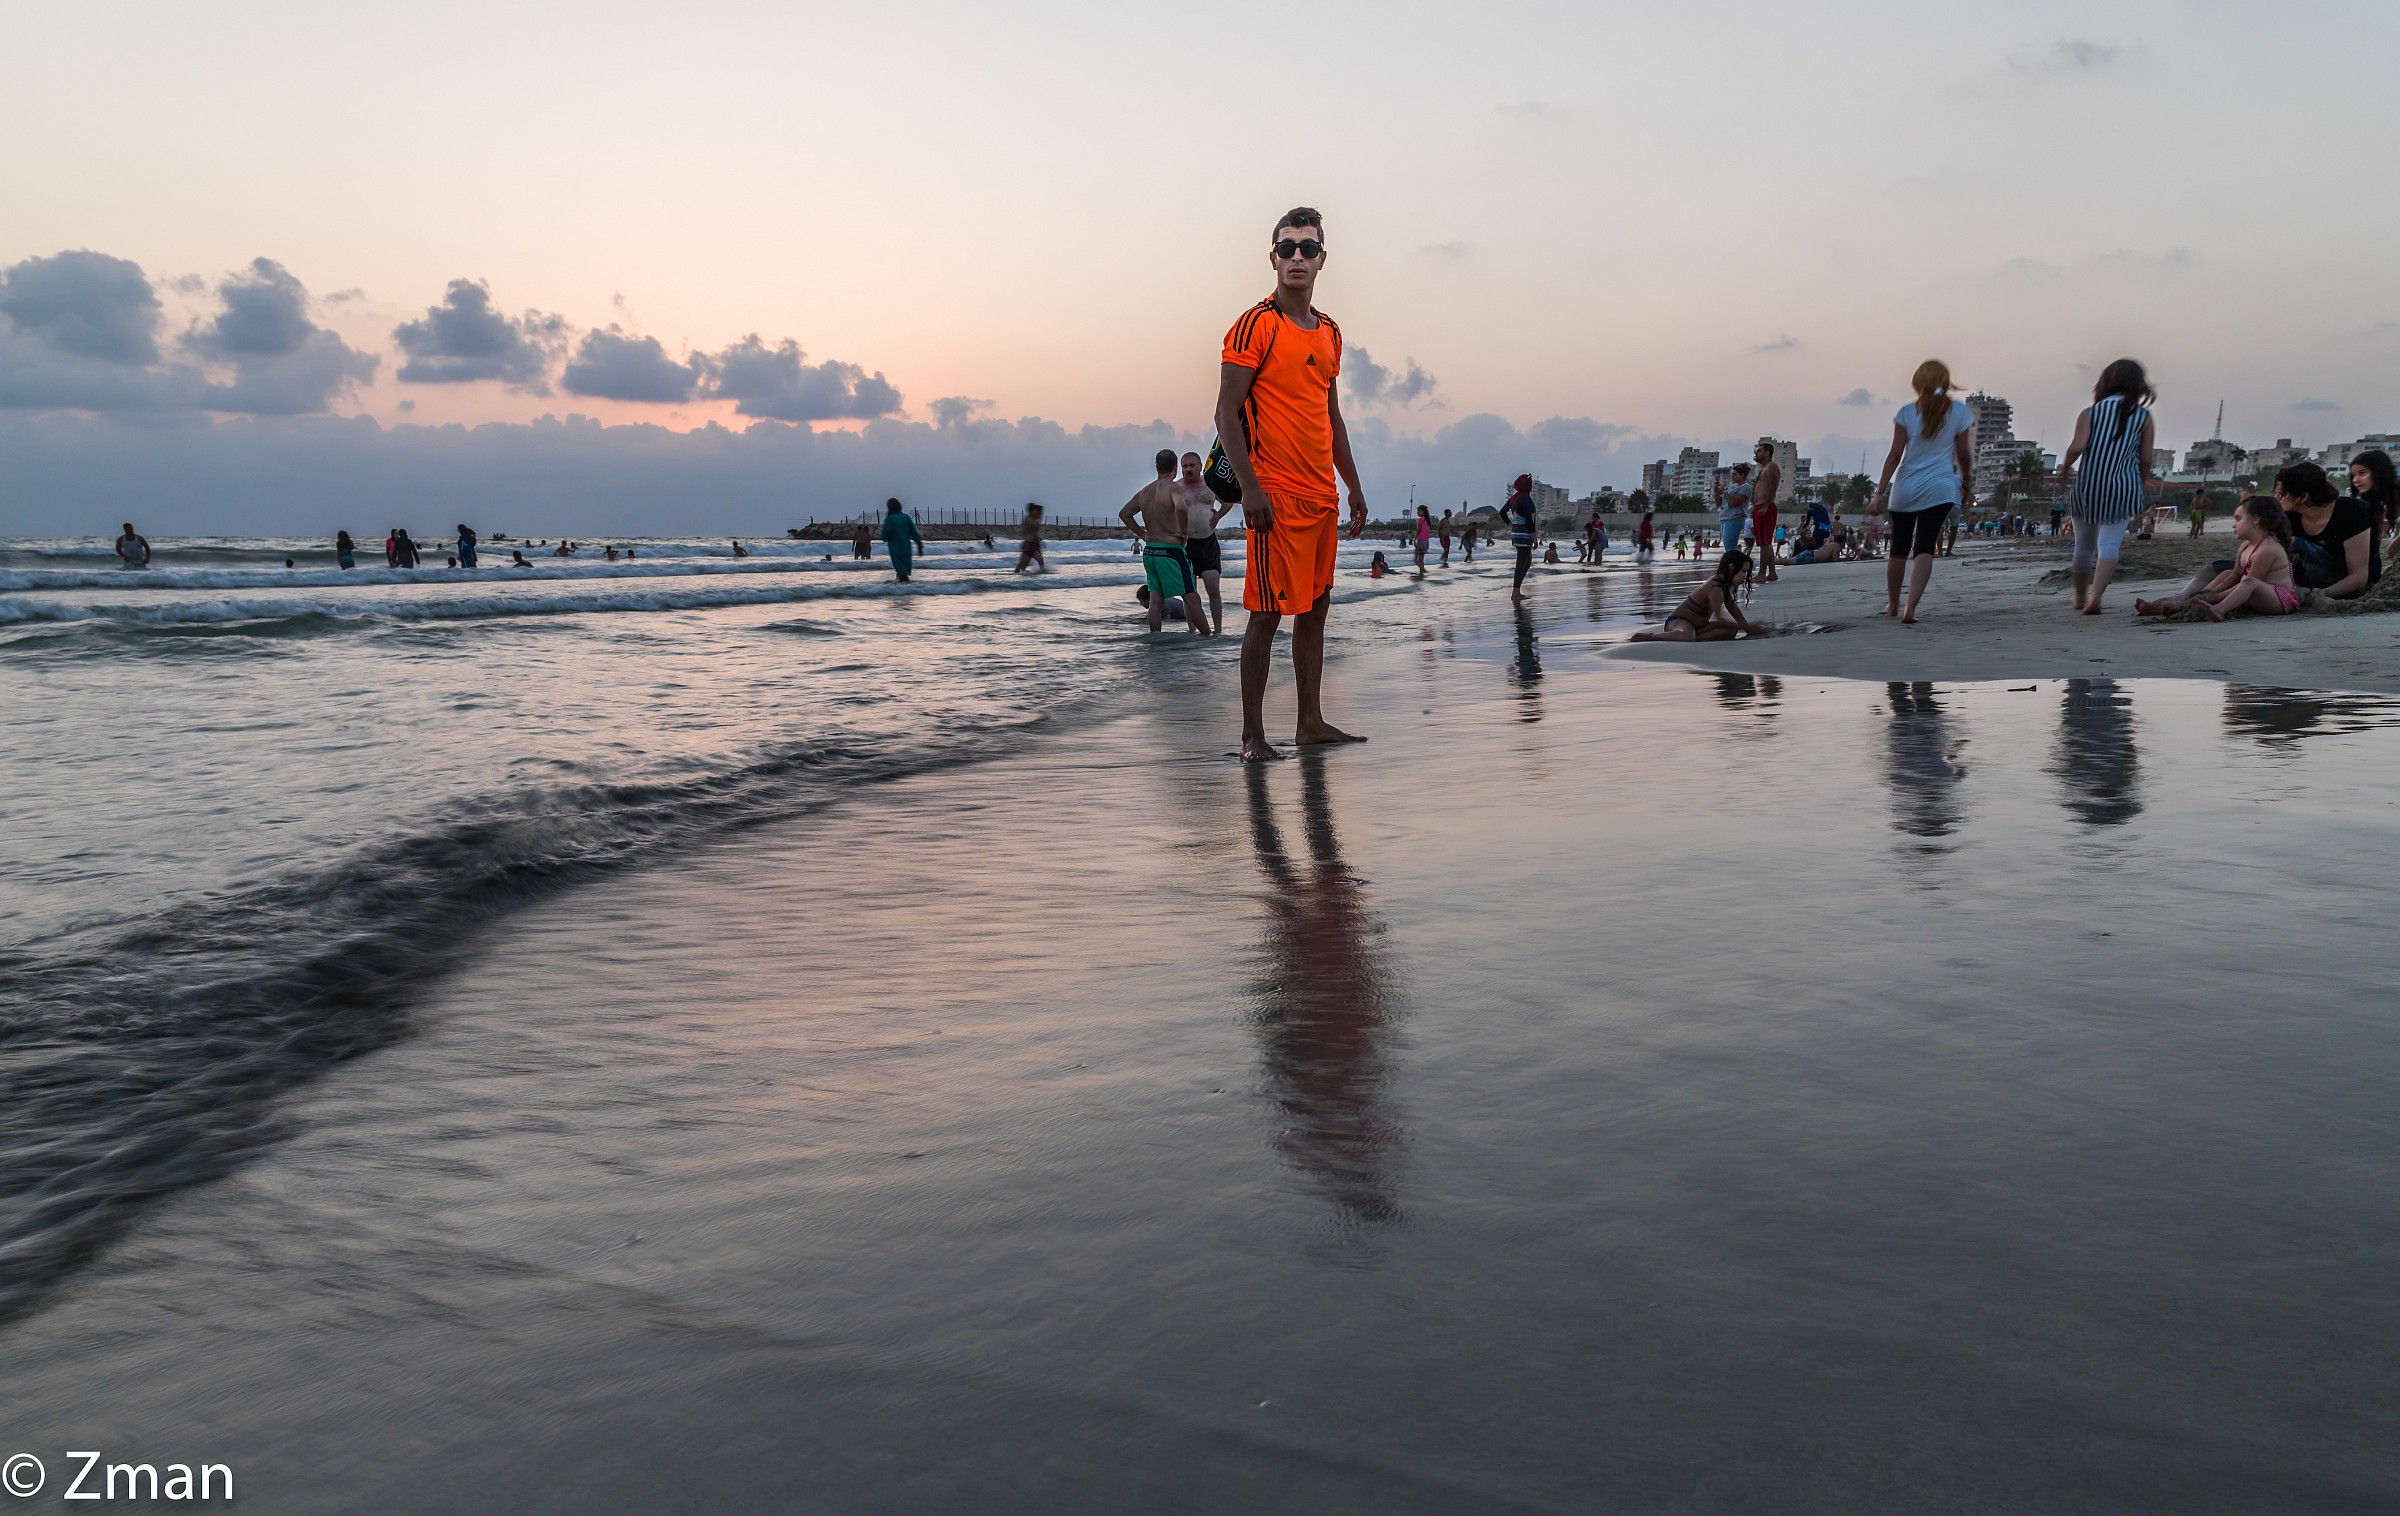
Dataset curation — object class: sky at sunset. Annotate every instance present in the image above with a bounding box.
[4,0,2395,531]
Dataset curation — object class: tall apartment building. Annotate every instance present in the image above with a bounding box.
[1669,447,1719,501]
[1639,460,1670,498]
[1975,439,2045,496]
[1964,392,2015,460]
[1530,479,1571,518]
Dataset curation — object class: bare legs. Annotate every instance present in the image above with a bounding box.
[1240,591,1362,762]
[1201,570,1223,638]
[1882,548,1904,617]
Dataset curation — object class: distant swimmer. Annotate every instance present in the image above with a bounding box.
[1630,551,1758,642]
[625,546,636,559]
[456,522,479,569]
[511,550,531,567]
[1438,507,1454,564]
[335,530,356,570]
[553,539,573,557]
[731,539,748,558]
[1177,453,1231,633]
[1635,509,1655,563]
[1015,503,1046,573]
[1216,208,1369,761]
[111,522,151,569]
[1461,511,1477,563]
[1121,449,1208,635]
[605,545,619,561]
[284,558,295,568]
[880,497,925,581]
[393,528,421,569]
[852,521,874,560]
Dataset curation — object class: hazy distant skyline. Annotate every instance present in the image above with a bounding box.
[5,0,2396,528]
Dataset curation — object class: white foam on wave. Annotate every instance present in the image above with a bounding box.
[0,567,1192,629]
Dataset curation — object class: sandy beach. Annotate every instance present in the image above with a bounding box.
[1614,538,2400,693]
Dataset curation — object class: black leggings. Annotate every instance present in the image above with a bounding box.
[1889,503,1952,559]
[1513,542,1533,590]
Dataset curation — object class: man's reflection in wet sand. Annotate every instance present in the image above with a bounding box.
[1242,757,1402,1246]
[2051,678,2142,828]
[1883,681,1965,843]
[1508,602,1543,724]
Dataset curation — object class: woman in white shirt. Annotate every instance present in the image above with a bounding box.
[1871,359,1976,623]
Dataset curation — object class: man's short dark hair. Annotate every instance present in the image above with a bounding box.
[1155,448,1176,473]
[1273,206,1324,240]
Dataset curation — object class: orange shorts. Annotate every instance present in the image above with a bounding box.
[1244,504,1339,615]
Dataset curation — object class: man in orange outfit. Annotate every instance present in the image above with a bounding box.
[1215,206,1369,763]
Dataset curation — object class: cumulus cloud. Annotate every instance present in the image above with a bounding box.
[0,250,164,363]
[1344,344,1442,410]
[182,258,379,414]
[559,326,706,403]
[929,395,992,428]
[1837,388,1882,407]
[393,279,569,392]
[701,334,902,422]
[1755,334,1799,353]
[1,250,371,414]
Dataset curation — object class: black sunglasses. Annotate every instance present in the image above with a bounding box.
[1272,238,1325,261]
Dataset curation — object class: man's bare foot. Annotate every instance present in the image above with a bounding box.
[1240,736,1285,763]
[1294,721,1366,747]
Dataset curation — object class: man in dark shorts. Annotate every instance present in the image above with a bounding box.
[1216,206,1368,761]
[1177,451,1230,635]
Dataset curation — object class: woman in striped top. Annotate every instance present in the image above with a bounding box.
[2055,359,2157,615]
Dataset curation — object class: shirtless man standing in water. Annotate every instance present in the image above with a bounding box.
[1750,440,1782,582]
[1120,449,1209,634]
[1015,503,1046,573]
[1177,450,1232,635]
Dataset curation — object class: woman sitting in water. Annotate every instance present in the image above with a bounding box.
[2135,496,2299,620]
[1631,551,1758,642]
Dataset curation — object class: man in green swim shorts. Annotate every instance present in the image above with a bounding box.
[1119,448,1209,634]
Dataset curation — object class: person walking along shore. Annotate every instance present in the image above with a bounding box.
[1216,206,1368,763]
[1871,360,1974,624]
[2056,359,2155,615]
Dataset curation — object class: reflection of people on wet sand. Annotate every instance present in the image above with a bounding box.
[2050,678,2141,827]
[1243,758,1400,1233]
[1630,551,1758,642]
[1508,603,1543,722]
[1883,681,1964,839]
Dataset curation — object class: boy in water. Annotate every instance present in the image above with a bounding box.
[1120,450,1208,634]
[1015,504,1046,573]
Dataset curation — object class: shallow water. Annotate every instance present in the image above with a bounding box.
[4,541,2398,1511]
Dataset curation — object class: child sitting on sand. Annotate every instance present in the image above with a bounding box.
[2134,497,2299,621]
[1630,551,1759,642]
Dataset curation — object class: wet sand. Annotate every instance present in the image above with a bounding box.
[1614,544,2400,693]
[6,576,2399,1512]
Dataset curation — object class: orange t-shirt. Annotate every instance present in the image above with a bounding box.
[1221,299,1342,518]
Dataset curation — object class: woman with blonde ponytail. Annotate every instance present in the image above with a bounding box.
[1871,359,1977,622]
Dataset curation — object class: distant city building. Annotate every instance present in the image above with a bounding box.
[1639,459,1670,498]
[2181,437,2241,475]
[2152,448,2177,475]
[2316,433,2400,472]
[1964,392,2015,461]
[1669,447,1719,501]
[1530,479,1570,517]
[1975,438,2045,497]
[2246,438,2310,475]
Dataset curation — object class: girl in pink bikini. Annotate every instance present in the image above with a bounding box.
[2135,497,2300,620]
